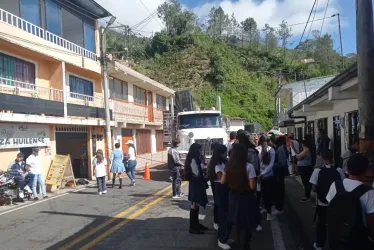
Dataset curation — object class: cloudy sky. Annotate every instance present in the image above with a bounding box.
[96,0,357,54]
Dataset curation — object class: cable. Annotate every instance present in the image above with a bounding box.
[139,0,163,28]
[306,0,319,40]
[130,11,157,30]
[320,0,330,35]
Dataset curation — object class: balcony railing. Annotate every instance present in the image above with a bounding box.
[0,8,97,61]
[68,92,104,108]
[0,77,64,102]
[112,99,164,124]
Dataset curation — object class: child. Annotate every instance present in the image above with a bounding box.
[92,150,108,195]
[309,149,345,250]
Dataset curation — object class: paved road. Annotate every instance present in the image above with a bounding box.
[0,167,303,250]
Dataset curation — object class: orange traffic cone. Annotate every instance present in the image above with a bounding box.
[143,162,151,180]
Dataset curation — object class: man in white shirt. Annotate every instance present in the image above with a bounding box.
[326,154,374,250]
[26,148,47,200]
[225,131,237,154]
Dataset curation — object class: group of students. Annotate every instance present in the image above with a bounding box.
[92,140,137,195]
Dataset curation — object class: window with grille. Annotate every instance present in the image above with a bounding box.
[156,94,167,110]
[109,78,128,100]
[69,75,94,97]
[0,52,36,87]
[133,85,146,105]
[136,129,151,154]
[156,130,165,151]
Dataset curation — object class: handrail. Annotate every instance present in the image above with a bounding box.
[0,8,97,61]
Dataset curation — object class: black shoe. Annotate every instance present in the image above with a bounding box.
[119,185,122,189]
[34,197,39,201]
[189,228,204,234]
[300,197,311,202]
[43,196,49,199]
[199,224,209,231]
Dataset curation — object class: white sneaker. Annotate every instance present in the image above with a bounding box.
[260,208,267,214]
[267,213,273,221]
[313,243,322,250]
[273,209,284,215]
[99,192,102,195]
[218,240,231,250]
[172,195,181,199]
[256,225,263,232]
[102,190,107,194]
[24,186,32,193]
[19,192,24,199]
[178,192,185,197]
[213,223,219,231]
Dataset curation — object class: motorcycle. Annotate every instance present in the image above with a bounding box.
[0,171,18,200]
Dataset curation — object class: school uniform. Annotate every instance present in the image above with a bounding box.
[92,158,107,193]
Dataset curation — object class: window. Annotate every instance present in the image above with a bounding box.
[20,0,40,26]
[156,94,167,109]
[84,23,96,52]
[0,52,36,87]
[69,75,93,97]
[156,130,165,152]
[133,85,146,105]
[0,1,20,16]
[109,78,128,100]
[61,8,84,47]
[136,129,151,154]
[179,114,222,129]
[46,0,61,36]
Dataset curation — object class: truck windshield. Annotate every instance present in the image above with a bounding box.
[179,114,222,129]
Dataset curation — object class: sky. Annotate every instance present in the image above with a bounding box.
[96,0,358,55]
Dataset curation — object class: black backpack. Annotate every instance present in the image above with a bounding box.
[316,166,341,204]
[327,181,372,250]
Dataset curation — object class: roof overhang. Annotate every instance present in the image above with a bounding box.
[68,0,112,18]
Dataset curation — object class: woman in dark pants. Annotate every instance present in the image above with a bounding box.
[221,143,257,250]
[273,136,289,213]
[296,140,313,202]
[185,143,209,234]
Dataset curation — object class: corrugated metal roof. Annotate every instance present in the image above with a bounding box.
[68,0,112,18]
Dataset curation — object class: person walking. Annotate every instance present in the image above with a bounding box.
[273,136,289,215]
[221,143,257,250]
[92,150,107,195]
[125,140,137,186]
[168,139,184,199]
[185,143,208,234]
[257,136,276,220]
[26,147,47,201]
[110,143,125,189]
[297,140,314,202]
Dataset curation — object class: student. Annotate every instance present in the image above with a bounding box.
[309,149,345,250]
[110,143,125,189]
[168,139,184,199]
[185,143,208,234]
[221,143,257,250]
[297,140,314,202]
[340,137,359,176]
[326,153,374,250]
[226,131,237,154]
[257,136,276,220]
[316,129,330,168]
[289,134,300,176]
[273,136,289,214]
[92,150,108,195]
[208,144,232,249]
[125,140,137,186]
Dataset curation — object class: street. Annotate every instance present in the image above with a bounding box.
[0,167,309,250]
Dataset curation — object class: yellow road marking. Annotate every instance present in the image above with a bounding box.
[79,182,187,250]
[59,184,173,250]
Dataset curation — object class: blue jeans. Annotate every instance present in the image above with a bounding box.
[126,160,137,182]
[32,174,47,198]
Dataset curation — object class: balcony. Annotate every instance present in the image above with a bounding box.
[112,99,164,125]
[0,8,100,73]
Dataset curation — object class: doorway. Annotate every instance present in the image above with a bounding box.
[147,91,154,122]
[121,129,133,154]
[333,116,341,165]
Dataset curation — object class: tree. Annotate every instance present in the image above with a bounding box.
[277,20,292,61]
[263,24,278,51]
[157,0,197,36]
[240,17,259,48]
[207,6,230,38]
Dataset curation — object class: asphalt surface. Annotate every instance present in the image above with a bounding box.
[0,167,307,250]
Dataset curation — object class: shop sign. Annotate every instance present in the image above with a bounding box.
[0,123,50,149]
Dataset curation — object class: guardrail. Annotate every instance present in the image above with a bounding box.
[68,92,104,108]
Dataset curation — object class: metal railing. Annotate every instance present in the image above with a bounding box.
[0,8,97,61]
[0,77,64,102]
[112,99,165,123]
[68,92,104,108]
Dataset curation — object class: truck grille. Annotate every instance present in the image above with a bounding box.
[195,138,224,156]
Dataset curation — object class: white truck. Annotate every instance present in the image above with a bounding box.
[176,109,227,161]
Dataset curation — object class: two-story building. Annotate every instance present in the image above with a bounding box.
[0,0,113,179]
[107,58,175,170]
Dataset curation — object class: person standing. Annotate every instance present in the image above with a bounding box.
[110,143,125,189]
[8,153,32,200]
[316,129,330,168]
[273,136,289,215]
[225,131,237,154]
[92,150,107,195]
[289,134,300,176]
[340,137,359,176]
[125,140,137,186]
[221,143,257,250]
[168,139,184,199]
[297,140,314,202]
[26,147,47,201]
[185,143,208,234]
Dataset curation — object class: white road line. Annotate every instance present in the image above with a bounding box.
[0,187,87,216]
[271,216,287,250]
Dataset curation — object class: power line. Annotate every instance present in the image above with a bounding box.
[139,0,163,28]
[320,0,330,35]
[306,0,319,40]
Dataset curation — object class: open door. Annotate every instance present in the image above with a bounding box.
[147,91,154,122]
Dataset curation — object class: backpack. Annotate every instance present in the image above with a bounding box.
[327,181,372,250]
[316,166,341,204]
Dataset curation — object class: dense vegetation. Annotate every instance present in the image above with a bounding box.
[106,0,355,129]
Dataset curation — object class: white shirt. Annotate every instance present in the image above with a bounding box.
[215,163,225,182]
[191,159,204,176]
[92,158,107,177]
[326,179,374,226]
[26,154,41,175]
[128,147,136,161]
[226,141,234,152]
[309,165,345,206]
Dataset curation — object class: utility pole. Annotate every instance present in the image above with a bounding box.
[356,0,374,181]
[274,71,281,127]
[337,13,344,69]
